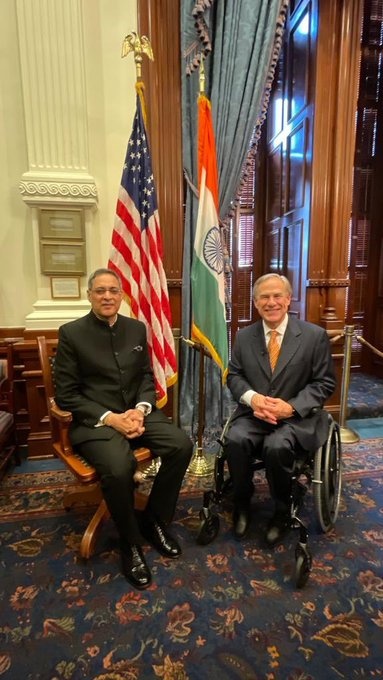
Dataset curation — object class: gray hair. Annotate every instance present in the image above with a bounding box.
[253,273,292,299]
[87,268,122,290]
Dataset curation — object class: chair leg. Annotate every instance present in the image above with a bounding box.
[80,499,110,559]
[77,489,148,559]
[63,483,103,510]
[134,489,149,511]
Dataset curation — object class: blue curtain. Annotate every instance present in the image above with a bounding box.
[180,0,288,438]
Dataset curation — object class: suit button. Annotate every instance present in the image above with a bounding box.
[114,351,119,356]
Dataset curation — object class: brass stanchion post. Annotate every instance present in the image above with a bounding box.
[339,325,360,443]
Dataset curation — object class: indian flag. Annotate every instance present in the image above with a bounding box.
[191,94,228,381]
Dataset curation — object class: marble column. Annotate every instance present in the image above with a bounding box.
[17,0,97,328]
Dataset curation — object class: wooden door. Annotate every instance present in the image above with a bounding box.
[362,31,383,378]
[264,0,317,318]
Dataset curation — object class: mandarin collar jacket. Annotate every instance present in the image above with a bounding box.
[54,311,156,445]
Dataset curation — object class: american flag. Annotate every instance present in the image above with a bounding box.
[108,90,177,407]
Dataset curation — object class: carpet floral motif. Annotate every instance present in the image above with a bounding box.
[1,462,383,678]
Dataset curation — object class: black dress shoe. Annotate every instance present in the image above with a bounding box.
[265,511,291,546]
[140,520,181,559]
[121,544,152,589]
[233,507,251,540]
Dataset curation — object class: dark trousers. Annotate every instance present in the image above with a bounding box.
[224,415,299,512]
[76,412,193,545]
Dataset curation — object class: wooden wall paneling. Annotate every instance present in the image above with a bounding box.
[267,145,284,221]
[137,0,184,420]
[265,229,281,274]
[286,219,303,308]
[307,0,363,417]
[137,0,183,331]
[287,121,306,212]
[308,0,364,328]
[0,328,24,342]
[22,329,58,340]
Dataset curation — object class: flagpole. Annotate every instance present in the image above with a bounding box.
[199,53,205,95]
[185,53,227,476]
[117,31,173,479]
[182,338,215,476]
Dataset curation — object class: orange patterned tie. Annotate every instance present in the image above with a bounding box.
[268,330,280,371]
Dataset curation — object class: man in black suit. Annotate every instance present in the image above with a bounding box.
[225,273,336,545]
[54,268,193,589]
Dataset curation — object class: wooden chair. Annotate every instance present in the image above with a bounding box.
[0,342,18,481]
[36,335,154,559]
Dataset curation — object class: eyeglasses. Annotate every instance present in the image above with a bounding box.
[90,287,122,296]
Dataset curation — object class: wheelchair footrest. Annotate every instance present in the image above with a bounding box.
[197,506,220,545]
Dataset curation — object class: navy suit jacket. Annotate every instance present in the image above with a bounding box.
[55,311,158,446]
[227,316,336,450]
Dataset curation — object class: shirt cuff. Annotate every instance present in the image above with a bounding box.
[240,390,257,408]
[95,410,112,427]
[135,402,152,416]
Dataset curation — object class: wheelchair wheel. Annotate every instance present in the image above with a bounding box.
[295,544,312,589]
[313,418,342,532]
[195,416,234,546]
[214,416,233,497]
[196,507,220,545]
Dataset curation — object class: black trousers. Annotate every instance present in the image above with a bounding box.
[224,415,301,513]
[76,412,193,545]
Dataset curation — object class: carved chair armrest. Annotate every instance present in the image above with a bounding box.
[50,398,73,424]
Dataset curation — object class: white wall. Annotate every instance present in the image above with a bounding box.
[0,0,137,327]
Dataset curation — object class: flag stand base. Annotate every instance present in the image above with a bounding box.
[340,426,360,444]
[141,458,162,479]
[187,447,214,477]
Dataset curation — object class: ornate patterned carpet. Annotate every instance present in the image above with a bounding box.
[348,373,383,419]
[0,436,383,679]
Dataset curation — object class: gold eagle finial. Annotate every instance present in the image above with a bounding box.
[121,32,154,80]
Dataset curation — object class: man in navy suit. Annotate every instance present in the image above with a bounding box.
[225,273,336,545]
[55,268,193,589]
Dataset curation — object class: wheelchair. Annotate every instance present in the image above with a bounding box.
[196,412,342,588]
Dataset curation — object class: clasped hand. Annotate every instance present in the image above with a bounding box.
[251,394,294,425]
[104,409,145,438]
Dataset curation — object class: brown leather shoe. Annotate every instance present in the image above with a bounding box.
[121,544,152,589]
